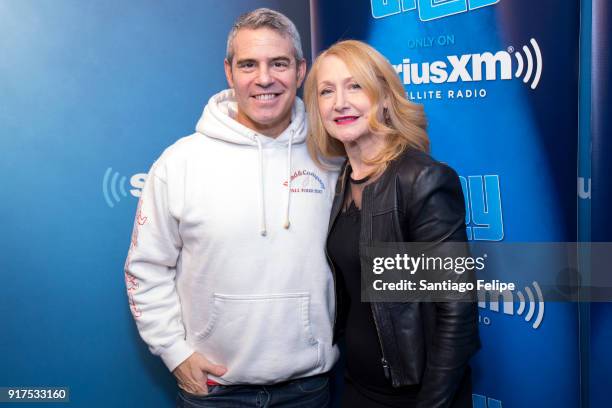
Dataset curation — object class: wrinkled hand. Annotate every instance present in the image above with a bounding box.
[173,352,227,396]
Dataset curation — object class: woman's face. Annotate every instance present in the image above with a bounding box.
[316,55,376,145]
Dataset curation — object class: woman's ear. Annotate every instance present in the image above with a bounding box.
[382,93,390,110]
[381,94,391,123]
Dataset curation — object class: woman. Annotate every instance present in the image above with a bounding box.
[304,40,480,408]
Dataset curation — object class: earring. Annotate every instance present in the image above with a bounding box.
[383,107,391,123]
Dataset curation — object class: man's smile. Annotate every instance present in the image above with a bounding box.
[252,92,283,102]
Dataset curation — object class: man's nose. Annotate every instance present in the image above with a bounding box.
[256,66,274,87]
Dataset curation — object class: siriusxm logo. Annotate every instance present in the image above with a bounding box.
[371,0,499,21]
[460,175,504,241]
[394,39,543,90]
[473,394,502,408]
[478,281,545,329]
[102,167,146,208]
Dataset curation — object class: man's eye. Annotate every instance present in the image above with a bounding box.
[273,61,289,68]
[239,62,255,69]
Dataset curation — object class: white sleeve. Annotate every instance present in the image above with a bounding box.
[124,161,193,372]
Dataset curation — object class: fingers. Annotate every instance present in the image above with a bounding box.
[173,353,207,395]
[178,380,207,396]
[196,353,227,378]
[203,362,228,378]
[191,362,208,394]
[173,352,227,396]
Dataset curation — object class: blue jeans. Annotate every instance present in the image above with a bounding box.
[176,374,330,408]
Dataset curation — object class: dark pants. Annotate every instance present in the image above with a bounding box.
[341,366,473,408]
[176,374,330,408]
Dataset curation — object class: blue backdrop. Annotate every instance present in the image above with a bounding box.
[588,1,612,407]
[2,1,610,407]
[0,1,310,407]
[311,0,580,406]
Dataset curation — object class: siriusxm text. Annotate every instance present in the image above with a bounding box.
[371,0,499,22]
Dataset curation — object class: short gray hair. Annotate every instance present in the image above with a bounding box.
[226,8,304,64]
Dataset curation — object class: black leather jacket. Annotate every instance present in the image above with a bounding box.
[327,148,480,408]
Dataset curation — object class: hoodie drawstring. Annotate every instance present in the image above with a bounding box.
[283,131,294,229]
[254,130,294,237]
[255,137,267,236]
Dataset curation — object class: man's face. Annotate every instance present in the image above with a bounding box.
[225,28,306,137]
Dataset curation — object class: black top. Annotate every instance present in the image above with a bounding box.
[325,151,478,406]
[327,200,418,407]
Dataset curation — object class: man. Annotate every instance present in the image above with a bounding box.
[124,8,339,407]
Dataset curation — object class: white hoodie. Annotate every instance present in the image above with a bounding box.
[125,89,339,385]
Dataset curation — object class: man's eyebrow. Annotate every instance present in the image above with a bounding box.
[235,58,256,66]
[235,56,292,65]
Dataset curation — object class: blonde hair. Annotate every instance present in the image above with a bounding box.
[304,40,429,171]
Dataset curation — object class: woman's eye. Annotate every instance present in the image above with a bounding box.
[319,89,332,96]
[349,83,362,90]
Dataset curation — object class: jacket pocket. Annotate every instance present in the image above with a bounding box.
[194,293,321,384]
[386,302,425,384]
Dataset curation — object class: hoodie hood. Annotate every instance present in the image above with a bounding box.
[194,89,308,236]
[195,89,307,146]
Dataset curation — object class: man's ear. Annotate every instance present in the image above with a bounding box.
[296,59,307,88]
[224,59,234,88]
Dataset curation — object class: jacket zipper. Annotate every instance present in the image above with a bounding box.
[327,164,351,339]
[370,303,392,382]
[329,163,392,381]
[361,179,394,384]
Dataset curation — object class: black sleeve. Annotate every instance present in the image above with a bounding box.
[404,163,480,408]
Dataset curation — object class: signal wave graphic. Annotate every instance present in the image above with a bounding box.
[478,281,545,329]
[513,39,542,90]
[102,167,129,208]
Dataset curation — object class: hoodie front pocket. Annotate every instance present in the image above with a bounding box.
[195,293,320,384]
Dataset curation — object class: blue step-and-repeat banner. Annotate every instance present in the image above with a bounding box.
[311,0,580,407]
[0,1,311,407]
[588,1,612,407]
[1,0,610,407]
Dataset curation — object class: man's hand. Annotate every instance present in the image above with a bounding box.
[172,352,227,396]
